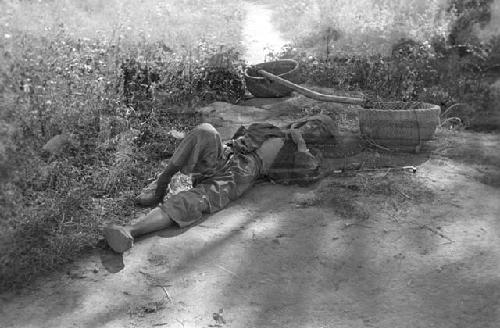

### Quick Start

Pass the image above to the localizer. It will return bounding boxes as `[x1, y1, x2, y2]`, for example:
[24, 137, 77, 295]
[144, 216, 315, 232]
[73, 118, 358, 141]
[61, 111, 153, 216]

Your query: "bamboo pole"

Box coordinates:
[257, 69, 365, 105]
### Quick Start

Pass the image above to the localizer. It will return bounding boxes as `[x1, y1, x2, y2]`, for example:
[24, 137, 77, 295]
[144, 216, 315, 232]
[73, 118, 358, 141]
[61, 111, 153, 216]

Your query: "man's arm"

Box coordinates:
[153, 163, 181, 203]
[289, 129, 309, 153]
[136, 163, 181, 207]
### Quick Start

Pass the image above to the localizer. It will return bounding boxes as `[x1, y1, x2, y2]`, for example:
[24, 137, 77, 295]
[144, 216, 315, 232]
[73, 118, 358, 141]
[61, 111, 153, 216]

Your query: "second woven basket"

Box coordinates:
[359, 101, 441, 151]
[245, 59, 301, 98]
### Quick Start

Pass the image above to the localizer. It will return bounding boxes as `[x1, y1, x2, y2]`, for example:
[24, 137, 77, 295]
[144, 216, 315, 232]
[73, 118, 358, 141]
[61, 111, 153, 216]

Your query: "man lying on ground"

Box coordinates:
[103, 115, 337, 253]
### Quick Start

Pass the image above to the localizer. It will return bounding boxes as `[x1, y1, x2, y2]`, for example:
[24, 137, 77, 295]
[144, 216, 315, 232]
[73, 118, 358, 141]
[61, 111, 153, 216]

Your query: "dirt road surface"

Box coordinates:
[1, 97, 499, 328]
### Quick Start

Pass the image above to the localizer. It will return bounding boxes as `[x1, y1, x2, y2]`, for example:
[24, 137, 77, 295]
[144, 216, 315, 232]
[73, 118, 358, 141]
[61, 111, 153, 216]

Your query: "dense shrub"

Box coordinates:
[277, 38, 497, 129]
[270, 0, 454, 56]
[121, 47, 245, 109]
[269, 0, 500, 130]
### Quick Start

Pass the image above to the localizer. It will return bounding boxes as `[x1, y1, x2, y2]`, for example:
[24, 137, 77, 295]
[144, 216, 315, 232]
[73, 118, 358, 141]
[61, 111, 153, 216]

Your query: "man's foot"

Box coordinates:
[103, 225, 134, 253]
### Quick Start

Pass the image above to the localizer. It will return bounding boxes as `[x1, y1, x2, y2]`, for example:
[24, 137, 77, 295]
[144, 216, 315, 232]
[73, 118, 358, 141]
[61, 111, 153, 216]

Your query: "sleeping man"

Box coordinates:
[103, 115, 337, 253]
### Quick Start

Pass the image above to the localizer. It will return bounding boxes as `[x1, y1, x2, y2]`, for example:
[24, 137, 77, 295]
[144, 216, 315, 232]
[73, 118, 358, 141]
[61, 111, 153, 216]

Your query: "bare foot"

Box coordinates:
[103, 225, 134, 253]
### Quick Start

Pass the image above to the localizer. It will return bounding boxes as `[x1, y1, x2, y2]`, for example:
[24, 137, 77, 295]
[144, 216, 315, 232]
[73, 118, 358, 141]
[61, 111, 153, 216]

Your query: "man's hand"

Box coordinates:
[135, 189, 163, 207]
[294, 150, 319, 170]
[289, 129, 308, 153]
[135, 168, 176, 207]
[152, 170, 172, 204]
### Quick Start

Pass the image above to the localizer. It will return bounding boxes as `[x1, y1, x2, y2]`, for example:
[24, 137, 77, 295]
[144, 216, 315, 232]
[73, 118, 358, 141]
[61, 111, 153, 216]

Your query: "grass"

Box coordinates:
[0, 0, 243, 292]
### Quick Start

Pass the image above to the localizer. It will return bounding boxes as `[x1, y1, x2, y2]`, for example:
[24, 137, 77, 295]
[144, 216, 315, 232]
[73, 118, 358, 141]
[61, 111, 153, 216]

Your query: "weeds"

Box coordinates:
[0, 0, 243, 292]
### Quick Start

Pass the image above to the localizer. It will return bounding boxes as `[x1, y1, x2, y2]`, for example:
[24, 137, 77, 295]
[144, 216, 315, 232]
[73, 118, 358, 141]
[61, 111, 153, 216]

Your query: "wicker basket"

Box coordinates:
[359, 102, 441, 151]
[245, 59, 301, 98]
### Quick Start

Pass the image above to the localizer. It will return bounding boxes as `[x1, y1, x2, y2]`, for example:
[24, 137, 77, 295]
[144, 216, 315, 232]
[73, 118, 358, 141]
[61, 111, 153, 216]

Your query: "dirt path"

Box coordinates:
[241, 1, 289, 64]
[1, 98, 500, 328]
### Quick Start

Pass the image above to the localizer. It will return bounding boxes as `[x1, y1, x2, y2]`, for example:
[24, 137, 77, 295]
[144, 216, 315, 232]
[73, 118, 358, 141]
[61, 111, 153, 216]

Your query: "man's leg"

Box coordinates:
[103, 152, 264, 253]
[104, 184, 212, 253]
[135, 123, 224, 207]
[103, 207, 173, 253]
[105, 123, 225, 252]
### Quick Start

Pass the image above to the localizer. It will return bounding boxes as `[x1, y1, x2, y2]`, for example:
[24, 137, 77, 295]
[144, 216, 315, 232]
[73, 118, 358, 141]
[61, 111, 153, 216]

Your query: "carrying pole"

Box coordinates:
[256, 69, 365, 105]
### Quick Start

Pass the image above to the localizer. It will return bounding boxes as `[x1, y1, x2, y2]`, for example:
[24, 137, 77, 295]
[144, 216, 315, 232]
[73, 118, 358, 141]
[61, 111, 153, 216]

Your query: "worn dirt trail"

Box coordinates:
[241, 0, 289, 64]
[1, 95, 500, 327]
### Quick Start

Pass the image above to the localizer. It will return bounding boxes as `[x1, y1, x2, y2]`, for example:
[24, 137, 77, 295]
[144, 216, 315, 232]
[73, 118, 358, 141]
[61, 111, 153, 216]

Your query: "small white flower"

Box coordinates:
[4, 34, 11, 39]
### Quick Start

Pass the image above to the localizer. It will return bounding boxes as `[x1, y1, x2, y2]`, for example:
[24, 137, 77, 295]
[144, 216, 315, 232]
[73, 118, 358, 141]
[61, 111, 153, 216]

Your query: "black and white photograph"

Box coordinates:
[1, 0, 499, 327]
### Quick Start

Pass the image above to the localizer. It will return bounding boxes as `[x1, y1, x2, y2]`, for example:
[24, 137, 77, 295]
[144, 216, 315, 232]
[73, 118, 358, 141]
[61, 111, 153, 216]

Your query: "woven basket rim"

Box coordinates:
[361, 101, 440, 112]
[245, 59, 299, 81]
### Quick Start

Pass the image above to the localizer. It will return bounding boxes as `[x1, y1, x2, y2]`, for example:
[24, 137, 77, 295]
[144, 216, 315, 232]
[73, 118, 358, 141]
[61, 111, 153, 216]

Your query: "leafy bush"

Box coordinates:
[280, 38, 497, 128]
[121, 46, 246, 109]
[268, 0, 500, 130]
[270, 0, 454, 56]
[266, 0, 500, 130]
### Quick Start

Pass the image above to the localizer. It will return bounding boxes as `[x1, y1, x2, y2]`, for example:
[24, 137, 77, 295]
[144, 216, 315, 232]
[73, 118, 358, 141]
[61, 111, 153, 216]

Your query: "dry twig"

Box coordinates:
[215, 264, 238, 277]
[414, 224, 454, 243]
[342, 222, 373, 230]
[159, 286, 172, 302]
